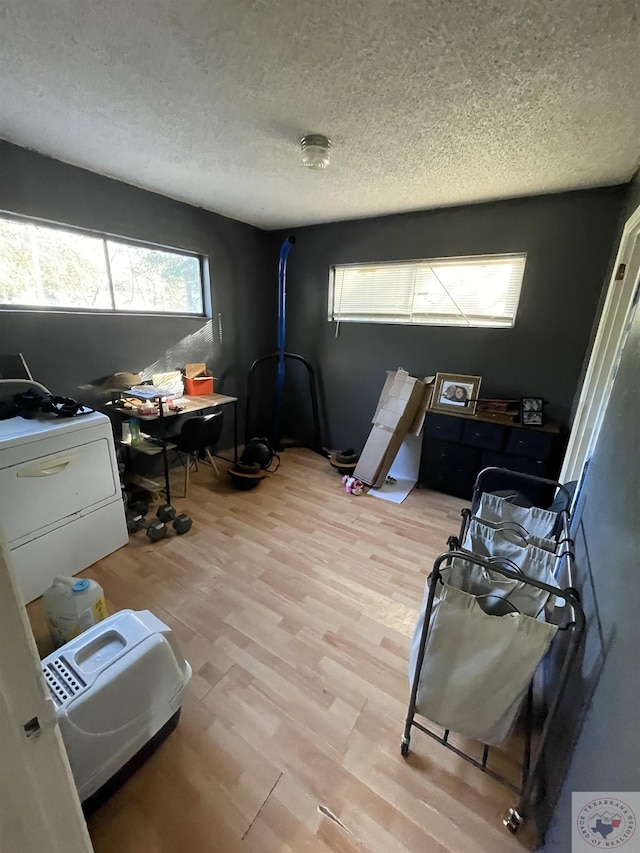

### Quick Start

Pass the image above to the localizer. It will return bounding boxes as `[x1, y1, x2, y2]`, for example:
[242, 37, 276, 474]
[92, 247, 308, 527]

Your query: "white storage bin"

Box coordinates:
[41, 609, 191, 805]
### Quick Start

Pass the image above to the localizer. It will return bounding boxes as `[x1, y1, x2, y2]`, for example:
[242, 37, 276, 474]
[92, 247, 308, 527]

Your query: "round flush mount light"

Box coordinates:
[300, 134, 331, 170]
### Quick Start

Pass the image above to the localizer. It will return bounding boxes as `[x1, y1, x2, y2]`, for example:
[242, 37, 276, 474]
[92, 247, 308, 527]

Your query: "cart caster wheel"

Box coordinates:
[446, 535, 459, 550]
[565, 586, 581, 603]
[503, 808, 523, 834]
[400, 740, 410, 758]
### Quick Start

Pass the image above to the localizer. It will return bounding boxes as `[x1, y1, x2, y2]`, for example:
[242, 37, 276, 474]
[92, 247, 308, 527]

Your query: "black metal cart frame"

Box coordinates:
[402, 468, 586, 835]
[454, 467, 578, 619]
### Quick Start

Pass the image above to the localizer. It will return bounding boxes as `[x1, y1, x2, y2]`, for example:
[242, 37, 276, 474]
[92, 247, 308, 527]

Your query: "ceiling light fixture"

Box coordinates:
[300, 134, 331, 170]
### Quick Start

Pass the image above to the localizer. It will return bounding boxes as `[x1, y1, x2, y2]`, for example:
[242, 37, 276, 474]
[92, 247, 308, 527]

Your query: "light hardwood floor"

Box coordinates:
[28, 450, 535, 853]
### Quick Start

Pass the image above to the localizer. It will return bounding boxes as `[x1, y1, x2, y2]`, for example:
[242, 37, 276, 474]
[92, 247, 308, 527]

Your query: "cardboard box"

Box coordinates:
[355, 369, 433, 488]
[184, 363, 214, 396]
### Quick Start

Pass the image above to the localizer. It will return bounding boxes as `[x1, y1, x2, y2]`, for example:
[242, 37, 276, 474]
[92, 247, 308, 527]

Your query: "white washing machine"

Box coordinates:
[0, 411, 128, 603]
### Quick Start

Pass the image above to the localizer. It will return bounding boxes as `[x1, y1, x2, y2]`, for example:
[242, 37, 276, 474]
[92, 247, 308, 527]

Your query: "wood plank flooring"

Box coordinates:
[28, 450, 536, 852]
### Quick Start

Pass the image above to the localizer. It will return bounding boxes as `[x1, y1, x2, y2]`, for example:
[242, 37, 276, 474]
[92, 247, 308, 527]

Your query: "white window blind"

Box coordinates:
[330, 254, 526, 328]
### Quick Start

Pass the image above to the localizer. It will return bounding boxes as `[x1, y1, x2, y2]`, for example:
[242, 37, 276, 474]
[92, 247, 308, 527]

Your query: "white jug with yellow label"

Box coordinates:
[42, 576, 108, 648]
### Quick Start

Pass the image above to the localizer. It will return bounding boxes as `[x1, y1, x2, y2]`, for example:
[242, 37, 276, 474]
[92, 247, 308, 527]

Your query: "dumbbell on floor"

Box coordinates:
[172, 513, 192, 534]
[156, 504, 176, 522]
[156, 504, 193, 535]
[127, 513, 168, 542]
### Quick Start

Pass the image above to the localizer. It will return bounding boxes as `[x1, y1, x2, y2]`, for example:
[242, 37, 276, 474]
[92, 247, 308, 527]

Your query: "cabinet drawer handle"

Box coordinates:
[17, 454, 80, 478]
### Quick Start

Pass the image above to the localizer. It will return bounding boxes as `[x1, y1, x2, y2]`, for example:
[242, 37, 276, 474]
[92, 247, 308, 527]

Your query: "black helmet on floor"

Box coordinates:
[241, 437, 280, 472]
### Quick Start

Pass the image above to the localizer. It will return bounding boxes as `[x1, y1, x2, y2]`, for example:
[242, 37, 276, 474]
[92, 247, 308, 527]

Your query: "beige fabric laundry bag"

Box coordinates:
[409, 581, 557, 746]
[476, 492, 558, 549]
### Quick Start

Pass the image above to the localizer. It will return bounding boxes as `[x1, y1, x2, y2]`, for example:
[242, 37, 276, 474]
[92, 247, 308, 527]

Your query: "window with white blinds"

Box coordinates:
[329, 254, 526, 328]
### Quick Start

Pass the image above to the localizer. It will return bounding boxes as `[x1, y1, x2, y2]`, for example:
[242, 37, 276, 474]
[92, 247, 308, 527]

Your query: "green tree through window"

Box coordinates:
[0, 217, 204, 315]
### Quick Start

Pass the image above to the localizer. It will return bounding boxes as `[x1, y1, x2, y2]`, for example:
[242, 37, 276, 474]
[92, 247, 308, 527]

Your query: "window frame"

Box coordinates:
[0, 211, 209, 318]
[328, 252, 526, 329]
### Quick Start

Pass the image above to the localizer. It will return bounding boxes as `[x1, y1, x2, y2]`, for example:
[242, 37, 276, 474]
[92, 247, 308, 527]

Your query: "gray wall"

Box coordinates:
[541, 174, 640, 850]
[623, 169, 640, 220]
[271, 188, 624, 450]
[0, 140, 274, 437]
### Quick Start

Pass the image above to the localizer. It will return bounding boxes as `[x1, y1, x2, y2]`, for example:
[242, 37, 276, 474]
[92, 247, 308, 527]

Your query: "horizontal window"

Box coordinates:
[0, 215, 205, 315]
[329, 254, 526, 328]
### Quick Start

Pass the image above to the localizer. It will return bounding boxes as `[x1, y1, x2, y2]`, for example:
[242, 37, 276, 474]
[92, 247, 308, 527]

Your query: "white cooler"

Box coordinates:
[41, 609, 191, 809]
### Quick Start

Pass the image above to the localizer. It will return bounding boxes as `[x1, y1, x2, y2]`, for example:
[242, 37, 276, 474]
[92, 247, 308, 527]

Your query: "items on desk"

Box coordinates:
[152, 371, 184, 398]
[128, 384, 173, 399]
[115, 389, 186, 417]
[184, 363, 215, 396]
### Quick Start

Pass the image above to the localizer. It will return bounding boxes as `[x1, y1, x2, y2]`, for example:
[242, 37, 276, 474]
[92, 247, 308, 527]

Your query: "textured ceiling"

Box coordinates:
[1, 0, 639, 229]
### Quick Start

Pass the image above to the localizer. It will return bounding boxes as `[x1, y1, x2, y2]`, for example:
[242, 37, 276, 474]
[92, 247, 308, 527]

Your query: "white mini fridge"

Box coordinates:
[41, 609, 192, 811]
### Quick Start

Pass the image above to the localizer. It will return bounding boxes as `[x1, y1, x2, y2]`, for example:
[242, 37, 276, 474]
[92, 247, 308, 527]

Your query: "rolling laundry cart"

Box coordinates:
[402, 468, 585, 836]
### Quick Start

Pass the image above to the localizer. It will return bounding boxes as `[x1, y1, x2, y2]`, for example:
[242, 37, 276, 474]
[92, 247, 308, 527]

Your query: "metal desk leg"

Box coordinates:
[158, 398, 172, 506]
[233, 400, 238, 465]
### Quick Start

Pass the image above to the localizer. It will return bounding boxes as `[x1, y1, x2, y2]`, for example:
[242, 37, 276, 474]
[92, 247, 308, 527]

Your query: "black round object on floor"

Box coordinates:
[235, 460, 262, 475]
[329, 458, 357, 475]
[241, 437, 278, 470]
[329, 448, 359, 475]
[229, 469, 263, 490]
[336, 448, 359, 465]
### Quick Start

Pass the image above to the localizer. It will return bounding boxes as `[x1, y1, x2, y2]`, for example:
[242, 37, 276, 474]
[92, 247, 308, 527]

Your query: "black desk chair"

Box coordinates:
[169, 411, 224, 496]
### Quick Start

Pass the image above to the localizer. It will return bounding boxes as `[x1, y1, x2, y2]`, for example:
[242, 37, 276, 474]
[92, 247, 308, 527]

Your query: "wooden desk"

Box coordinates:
[106, 391, 239, 476]
[115, 393, 237, 421]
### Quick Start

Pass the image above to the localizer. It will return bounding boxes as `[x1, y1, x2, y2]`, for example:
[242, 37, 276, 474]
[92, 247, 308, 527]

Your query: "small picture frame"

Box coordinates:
[521, 397, 544, 427]
[430, 373, 482, 415]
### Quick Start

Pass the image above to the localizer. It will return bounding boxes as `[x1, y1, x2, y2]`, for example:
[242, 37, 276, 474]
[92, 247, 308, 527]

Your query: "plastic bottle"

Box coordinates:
[42, 576, 108, 648]
[129, 417, 142, 445]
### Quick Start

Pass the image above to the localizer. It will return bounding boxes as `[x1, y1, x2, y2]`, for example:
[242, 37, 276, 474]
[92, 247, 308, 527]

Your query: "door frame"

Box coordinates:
[0, 532, 93, 853]
[560, 203, 640, 491]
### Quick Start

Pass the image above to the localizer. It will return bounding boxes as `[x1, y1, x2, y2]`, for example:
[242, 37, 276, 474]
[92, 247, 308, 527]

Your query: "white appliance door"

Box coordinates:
[0, 438, 118, 543]
[0, 531, 93, 853]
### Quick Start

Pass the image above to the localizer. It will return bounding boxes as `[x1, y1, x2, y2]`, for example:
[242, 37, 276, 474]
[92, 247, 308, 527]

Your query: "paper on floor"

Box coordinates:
[368, 434, 421, 504]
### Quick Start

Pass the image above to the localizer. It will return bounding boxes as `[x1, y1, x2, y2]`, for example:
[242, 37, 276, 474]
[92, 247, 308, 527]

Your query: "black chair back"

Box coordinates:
[176, 412, 224, 454]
